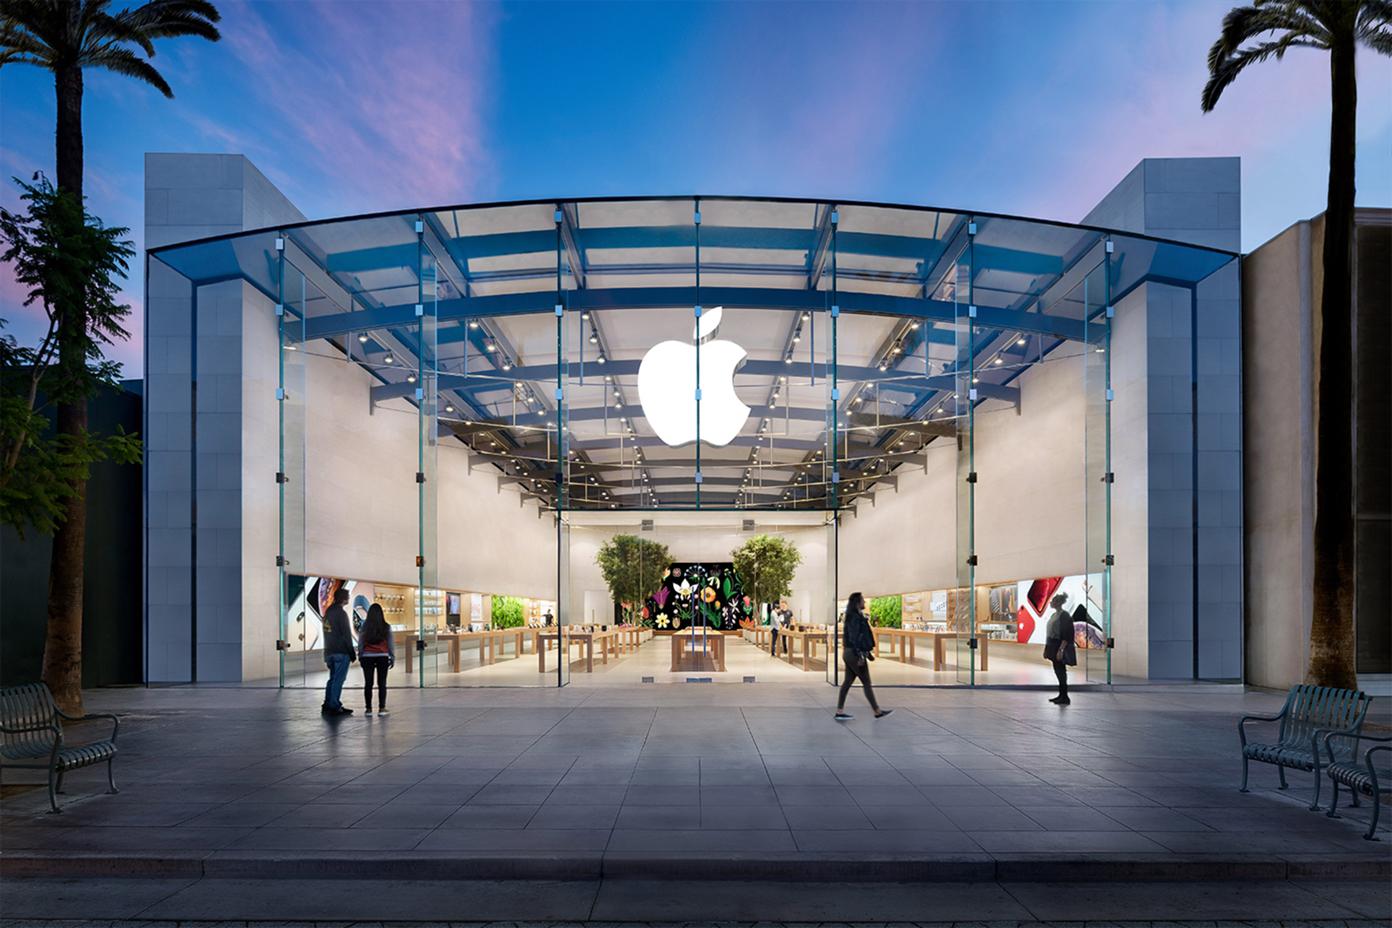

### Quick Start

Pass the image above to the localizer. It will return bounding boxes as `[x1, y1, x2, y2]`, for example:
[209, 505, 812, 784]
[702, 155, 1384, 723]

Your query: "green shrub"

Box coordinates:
[491, 595, 525, 628]
[868, 594, 902, 628]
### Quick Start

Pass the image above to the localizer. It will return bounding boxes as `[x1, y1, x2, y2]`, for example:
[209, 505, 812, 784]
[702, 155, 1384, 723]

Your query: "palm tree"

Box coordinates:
[1202, 1, 1390, 689]
[1, 0, 220, 711]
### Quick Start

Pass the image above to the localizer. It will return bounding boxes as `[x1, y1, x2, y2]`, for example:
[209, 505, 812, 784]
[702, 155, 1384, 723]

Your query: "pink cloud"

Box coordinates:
[214, 0, 499, 215]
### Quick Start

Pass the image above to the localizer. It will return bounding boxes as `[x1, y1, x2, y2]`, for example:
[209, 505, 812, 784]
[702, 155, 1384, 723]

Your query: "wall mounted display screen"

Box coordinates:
[1016, 575, 1105, 647]
[642, 563, 754, 631]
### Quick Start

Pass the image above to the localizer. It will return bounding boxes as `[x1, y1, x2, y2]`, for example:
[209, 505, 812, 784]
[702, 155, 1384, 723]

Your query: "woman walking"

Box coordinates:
[1043, 593, 1076, 705]
[835, 592, 892, 721]
[358, 603, 395, 716]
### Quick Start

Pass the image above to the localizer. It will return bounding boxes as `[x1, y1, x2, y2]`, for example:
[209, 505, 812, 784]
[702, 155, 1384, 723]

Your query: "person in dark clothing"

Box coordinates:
[835, 592, 892, 721]
[321, 587, 356, 716]
[1043, 593, 1077, 705]
[358, 602, 395, 716]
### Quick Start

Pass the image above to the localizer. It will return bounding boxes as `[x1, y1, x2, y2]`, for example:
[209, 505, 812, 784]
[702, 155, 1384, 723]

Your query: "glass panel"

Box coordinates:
[1083, 252, 1112, 683]
[278, 245, 308, 688]
[556, 207, 571, 687]
[954, 226, 976, 685]
[417, 221, 441, 688]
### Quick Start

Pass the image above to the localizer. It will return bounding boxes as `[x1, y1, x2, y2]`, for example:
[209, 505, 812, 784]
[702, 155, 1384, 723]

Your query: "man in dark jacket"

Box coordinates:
[322, 587, 356, 716]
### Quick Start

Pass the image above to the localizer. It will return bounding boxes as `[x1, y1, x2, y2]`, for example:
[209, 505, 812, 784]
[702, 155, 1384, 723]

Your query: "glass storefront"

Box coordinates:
[147, 197, 1238, 688]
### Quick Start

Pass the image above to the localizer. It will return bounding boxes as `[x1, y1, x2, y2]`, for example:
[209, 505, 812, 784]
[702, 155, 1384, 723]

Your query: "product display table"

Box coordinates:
[873, 628, 990, 672]
[777, 626, 831, 671]
[669, 630, 726, 672]
[743, 627, 772, 648]
[616, 626, 651, 653]
[536, 628, 622, 673]
[392, 628, 537, 675]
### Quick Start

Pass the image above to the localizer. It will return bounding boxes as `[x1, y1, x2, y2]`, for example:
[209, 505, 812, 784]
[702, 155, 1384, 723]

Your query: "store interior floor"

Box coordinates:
[276, 634, 1095, 689]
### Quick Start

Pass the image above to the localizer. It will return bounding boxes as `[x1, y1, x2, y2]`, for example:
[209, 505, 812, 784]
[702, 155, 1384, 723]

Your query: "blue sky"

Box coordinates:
[2, 0, 1390, 374]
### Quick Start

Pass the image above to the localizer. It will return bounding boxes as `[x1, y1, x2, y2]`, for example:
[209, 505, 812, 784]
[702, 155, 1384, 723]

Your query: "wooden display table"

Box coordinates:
[873, 628, 990, 671]
[743, 627, 772, 648]
[537, 628, 622, 673]
[616, 626, 651, 653]
[777, 626, 830, 671]
[670, 630, 726, 672]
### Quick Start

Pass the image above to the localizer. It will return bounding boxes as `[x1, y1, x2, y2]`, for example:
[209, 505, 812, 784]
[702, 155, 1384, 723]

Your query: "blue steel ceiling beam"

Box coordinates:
[368, 358, 1018, 404]
[300, 286, 1086, 343]
[322, 226, 1047, 278]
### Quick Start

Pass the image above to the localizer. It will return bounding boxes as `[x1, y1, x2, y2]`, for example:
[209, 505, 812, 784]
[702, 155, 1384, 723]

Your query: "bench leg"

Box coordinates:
[107, 757, 119, 794]
[1326, 778, 1341, 817]
[1350, 789, 1361, 808]
[1278, 765, 1288, 789]
[47, 766, 61, 814]
[1308, 763, 1322, 811]
[1239, 755, 1250, 793]
[1366, 790, 1381, 840]
[55, 770, 65, 794]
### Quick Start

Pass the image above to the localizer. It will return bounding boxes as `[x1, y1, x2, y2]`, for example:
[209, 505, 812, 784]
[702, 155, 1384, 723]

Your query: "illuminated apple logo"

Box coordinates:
[637, 306, 749, 447]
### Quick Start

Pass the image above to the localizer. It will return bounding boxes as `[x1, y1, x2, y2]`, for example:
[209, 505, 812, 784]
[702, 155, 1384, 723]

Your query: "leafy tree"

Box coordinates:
[595, 534, 672, 623]
[731, 534, 802, 619]
[489, 595, 525, 629]
[1203, 0, 1390, 688]
[0, 178, 140, 709]
[2, 0, 220, 711]
[868, 594, 903, 629]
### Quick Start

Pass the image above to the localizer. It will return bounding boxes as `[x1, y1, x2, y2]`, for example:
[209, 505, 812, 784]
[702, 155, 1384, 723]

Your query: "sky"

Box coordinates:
[2, 0, 1390, 376]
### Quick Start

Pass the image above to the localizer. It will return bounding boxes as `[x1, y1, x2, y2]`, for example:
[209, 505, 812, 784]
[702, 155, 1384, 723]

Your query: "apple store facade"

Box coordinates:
[144, 184, 1244, 690]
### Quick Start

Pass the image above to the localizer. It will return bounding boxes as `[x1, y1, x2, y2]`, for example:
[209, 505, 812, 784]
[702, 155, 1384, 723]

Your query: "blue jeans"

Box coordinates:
[324, 653, 350, 709]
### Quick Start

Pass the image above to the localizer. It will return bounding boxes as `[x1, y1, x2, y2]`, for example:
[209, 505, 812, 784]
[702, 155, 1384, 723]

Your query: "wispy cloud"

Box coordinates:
[214, 0, 499, 216]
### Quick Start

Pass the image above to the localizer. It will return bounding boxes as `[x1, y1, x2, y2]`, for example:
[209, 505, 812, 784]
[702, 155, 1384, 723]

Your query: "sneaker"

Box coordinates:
[1050, 697, 1071, 706]
[874, 709, 894, 719]
[834, 711, 854, 721]
[377, 708, 390, 716]
[335, 706, 354, 716]
[320, 705, 334, 716]
[364, 710, 373, 717]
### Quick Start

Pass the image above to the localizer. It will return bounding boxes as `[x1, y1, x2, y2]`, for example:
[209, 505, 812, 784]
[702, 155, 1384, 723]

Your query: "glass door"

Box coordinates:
[277, 245, 308, 687]
[953, 224, 977, 684]
[415, 219, 440, 687]
[1082, 252, 1113, 683]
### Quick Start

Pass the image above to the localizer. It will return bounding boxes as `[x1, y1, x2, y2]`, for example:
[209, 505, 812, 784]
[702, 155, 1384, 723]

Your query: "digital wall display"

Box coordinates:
[1016, 575, 1105, 647]
[641, 562, 754, 630]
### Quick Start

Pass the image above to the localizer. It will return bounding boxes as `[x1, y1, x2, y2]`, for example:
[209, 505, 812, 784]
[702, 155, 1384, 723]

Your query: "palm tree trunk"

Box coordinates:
[1307, 37, 1358, 690]
[41, 64, 88, 714]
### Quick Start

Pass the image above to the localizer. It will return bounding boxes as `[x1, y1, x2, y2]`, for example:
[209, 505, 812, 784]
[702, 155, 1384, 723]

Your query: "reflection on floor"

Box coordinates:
[279, 634, 1094, 688]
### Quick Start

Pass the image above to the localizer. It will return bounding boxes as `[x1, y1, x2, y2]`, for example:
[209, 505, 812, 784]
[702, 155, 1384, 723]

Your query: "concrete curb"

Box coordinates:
[2, 852, 1388, 883]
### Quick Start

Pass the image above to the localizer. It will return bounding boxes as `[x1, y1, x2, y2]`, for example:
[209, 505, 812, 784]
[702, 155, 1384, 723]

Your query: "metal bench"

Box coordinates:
[0, 682, 120, 813]
[1238, 683, 1372, 811]
[1323, 731, 1391, 840]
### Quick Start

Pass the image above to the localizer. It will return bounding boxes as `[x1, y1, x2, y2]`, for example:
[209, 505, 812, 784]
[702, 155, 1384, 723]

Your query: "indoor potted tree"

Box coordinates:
[731, 534, 802, 625]
[595, 534, 672, 628]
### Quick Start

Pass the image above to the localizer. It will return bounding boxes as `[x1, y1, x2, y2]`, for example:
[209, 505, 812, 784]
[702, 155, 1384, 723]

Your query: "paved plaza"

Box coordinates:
[1, 682, 1389, 923]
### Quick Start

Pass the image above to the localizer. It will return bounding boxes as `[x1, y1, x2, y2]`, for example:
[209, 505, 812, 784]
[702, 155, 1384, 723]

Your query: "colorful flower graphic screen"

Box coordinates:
[642, 562, 754, 631]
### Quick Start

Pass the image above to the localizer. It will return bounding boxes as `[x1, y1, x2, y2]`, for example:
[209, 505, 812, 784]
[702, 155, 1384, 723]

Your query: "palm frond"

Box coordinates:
[84, 44, 172, 96]
[1357, 0, 1392, 54]
[117, 0, 220, 43]
[1203, 34, 1323, 111]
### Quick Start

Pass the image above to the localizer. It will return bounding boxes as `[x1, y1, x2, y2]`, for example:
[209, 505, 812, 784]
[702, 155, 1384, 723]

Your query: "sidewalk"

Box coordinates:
[1, 682, 1388, 887]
